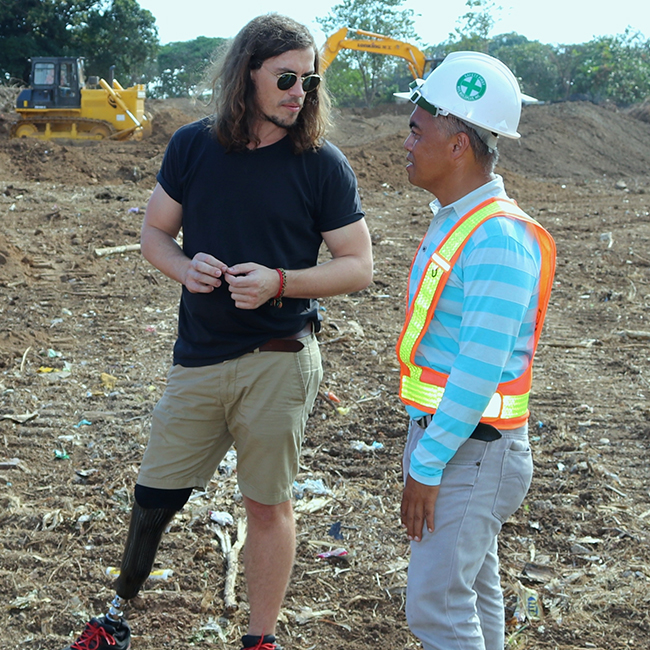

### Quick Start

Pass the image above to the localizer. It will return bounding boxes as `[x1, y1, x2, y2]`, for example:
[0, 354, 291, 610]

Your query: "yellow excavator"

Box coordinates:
[10, 57, 151, 140]
[320, 27, 439, 79]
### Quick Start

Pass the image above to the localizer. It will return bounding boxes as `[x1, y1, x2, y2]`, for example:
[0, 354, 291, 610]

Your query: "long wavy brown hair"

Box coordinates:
[210, 13, 331, 153]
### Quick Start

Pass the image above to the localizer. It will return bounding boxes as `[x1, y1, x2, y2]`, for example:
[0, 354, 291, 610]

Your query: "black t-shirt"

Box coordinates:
[157, 117, 364, 367]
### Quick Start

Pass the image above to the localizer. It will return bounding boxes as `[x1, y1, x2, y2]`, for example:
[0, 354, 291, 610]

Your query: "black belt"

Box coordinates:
[415, 415, 502, 442]
[258, 323, 313, 353]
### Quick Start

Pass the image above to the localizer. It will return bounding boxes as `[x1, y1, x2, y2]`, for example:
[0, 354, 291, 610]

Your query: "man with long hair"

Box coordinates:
[62, 14, 372, 650]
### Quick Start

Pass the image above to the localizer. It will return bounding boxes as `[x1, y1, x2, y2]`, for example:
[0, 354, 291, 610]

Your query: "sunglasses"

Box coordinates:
[264, 67, 322, 93]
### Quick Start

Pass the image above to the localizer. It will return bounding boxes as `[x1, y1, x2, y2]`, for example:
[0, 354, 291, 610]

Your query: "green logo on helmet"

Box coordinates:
[456, 72, 487, 101]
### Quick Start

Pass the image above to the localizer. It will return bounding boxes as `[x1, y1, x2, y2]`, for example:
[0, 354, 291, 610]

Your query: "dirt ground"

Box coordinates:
[1, 94, 650, 650]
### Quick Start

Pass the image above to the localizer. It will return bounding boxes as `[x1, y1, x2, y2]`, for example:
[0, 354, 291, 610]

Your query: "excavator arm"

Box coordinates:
[320, 27, 432, 79]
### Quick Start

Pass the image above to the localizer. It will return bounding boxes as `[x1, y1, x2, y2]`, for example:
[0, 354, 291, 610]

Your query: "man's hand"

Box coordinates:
[224, 263, 280, 309]
[401, 475, 439, 542]
[183, 253, 228, 293]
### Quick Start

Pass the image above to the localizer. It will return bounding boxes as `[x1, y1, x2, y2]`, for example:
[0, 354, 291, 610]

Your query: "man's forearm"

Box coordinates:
[141, 225, 190, 285]
[282, 253, 372, 299]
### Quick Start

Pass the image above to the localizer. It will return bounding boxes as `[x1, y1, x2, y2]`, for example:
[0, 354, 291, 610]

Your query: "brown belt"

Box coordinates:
[258, 323, 313, 353]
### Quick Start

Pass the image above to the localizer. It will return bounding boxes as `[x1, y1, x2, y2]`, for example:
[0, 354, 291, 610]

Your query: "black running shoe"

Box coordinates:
[62, 616, 131, 650]
[241, 634, 282, 650]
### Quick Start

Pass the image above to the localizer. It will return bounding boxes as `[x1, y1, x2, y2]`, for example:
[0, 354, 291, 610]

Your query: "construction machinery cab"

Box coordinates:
[17, 57, 85, 110]
[12, 56, 149, 141]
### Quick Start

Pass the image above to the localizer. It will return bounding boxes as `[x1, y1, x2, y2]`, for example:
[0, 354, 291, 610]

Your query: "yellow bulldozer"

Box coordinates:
[320, 28, 441, 79]
[10, 57, 151, 141]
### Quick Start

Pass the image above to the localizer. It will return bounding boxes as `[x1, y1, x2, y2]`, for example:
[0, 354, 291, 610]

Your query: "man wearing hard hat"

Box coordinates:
[395, 52, 556, 650]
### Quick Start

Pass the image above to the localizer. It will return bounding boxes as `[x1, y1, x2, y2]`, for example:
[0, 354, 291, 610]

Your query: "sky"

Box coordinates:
[138, 0, 649, 47]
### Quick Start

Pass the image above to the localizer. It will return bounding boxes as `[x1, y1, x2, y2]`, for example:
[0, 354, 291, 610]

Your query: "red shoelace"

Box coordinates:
[70, 621, 117, 649]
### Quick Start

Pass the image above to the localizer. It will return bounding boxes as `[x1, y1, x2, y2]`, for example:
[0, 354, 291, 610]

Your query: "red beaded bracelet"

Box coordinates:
[270, 268, 286, 307]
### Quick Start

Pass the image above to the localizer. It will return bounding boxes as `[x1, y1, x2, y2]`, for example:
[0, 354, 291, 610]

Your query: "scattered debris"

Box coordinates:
[328, 521, 344, 540]
[209, 510, 234, 526]
[317, 548, 348, 559]
[293, 478, 332, 498]
[106, 567, 174, 581]
[94, 243, 141, 257]
[0, 411, 38, 423]
[214, 518, 247, 611]
[350, 440, 384, 452]
[0, 457, 21, 470]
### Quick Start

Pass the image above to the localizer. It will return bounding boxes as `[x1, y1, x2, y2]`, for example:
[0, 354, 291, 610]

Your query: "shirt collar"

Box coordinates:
[429, 175, 507, 220]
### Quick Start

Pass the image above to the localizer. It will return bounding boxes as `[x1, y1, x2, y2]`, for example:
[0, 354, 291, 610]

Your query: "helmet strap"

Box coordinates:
[409, 88, 450, 118]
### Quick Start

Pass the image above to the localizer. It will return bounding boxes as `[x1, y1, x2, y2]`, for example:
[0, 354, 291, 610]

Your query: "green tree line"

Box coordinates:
[436, 0, 650, 105]
[0, 0, 224, 98]
[319, 0, 650, 107]
[1, 0, 158, 83]
[1, 0, 648, 107]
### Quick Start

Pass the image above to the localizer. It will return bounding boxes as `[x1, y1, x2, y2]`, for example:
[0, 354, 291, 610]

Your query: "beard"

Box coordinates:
[262, 103, 302, 130]
[264, 114, 291, 128]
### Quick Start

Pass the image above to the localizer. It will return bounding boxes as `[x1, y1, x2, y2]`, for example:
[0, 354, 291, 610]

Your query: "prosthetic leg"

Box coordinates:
[104, 503, 176, 620]
[62, 501, 180, 649]
[105, 485, 192, 622]
[61, 488, 191, 650]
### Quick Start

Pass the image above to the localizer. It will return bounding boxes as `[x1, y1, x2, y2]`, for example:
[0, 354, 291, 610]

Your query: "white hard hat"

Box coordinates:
[397, 51, 522, 146]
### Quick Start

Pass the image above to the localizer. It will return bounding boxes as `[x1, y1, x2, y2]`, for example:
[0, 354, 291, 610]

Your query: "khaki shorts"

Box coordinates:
[138, 333, 322, 505]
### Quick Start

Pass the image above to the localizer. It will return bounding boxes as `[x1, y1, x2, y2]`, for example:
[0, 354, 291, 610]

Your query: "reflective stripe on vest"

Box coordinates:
[396, 197, 556, 427]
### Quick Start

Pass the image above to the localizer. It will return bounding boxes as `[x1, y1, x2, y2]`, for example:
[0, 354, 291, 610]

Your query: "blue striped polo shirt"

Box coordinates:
[405, 176, 542, 485]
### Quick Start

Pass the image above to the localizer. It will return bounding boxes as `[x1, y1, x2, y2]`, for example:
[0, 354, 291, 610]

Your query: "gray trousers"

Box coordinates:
[403, 420, 533, 650]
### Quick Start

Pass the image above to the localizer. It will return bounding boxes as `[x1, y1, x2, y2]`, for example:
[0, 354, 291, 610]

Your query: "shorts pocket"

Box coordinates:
[293, 336, 323, 406]
[491, 439, 533, 524]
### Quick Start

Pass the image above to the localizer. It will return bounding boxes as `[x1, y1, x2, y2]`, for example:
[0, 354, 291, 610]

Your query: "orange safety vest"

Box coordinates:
[396, 197, 556, 429]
